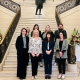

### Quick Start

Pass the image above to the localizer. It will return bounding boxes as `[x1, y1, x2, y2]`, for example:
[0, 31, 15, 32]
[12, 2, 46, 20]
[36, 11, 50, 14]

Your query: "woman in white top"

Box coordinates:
[28, 29, 42, 79]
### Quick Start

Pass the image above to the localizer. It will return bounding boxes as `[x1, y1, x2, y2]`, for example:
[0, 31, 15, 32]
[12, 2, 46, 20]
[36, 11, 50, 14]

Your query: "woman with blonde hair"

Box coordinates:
[28, 29, 42, 79]
[31, 24, 43, 67]
[42, 25, 54, 40]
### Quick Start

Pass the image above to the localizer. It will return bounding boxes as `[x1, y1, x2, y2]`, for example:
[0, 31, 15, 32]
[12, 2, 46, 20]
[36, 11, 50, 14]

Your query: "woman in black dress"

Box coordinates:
[15, 28, 29, 80]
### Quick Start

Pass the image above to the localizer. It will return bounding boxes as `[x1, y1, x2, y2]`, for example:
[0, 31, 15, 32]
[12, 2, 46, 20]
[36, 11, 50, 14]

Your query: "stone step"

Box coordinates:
[6, 54, 56, 60]
[20, 19, 55, 21]
[20, 18, 55, 20]
[19, 23, 56, 25]
[5, 57, 55, 65]
[17, 26, 57, 29]
[8, 48, 56, 54]
[19, 20, 56, 22]
[16, 29, 57, 33]
[10, 44, 56, 50]
[3, 65, 59, 71]
[0, 71, 79, 77]
[18, 24, 57, 27]
[7, 55, 17, 60]
[76, 62, 80, 72]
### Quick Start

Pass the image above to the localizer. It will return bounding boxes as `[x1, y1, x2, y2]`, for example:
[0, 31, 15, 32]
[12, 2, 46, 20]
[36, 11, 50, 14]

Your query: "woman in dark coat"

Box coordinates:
[42, 32, 55, 79]
[15, 28, 29, 80]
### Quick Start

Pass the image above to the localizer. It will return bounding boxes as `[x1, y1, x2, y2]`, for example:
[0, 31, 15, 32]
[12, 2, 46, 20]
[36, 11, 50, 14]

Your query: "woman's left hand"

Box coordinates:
[36, 53, 40, 57]
[47, 51, 51, 55]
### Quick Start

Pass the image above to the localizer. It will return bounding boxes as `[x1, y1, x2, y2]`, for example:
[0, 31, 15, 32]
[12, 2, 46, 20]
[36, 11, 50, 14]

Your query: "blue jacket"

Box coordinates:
[42, 41, 55, 55]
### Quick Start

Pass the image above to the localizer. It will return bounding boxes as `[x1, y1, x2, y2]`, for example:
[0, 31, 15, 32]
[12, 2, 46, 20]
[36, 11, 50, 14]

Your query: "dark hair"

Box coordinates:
[33, 24, 39, 30]
[44, 32, 54, 42]
[58, 23, 63, 26]
[20, 28, 27, 36]
[59, 31, 66, 39]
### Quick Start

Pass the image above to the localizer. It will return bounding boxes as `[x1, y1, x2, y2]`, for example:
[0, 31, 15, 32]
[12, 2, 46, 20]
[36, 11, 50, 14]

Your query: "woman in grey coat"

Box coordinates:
[55, 31, 68, 79]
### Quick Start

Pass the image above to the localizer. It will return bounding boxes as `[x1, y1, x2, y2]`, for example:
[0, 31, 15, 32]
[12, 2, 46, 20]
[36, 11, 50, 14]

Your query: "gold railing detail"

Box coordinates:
[0, 8, 21, 44]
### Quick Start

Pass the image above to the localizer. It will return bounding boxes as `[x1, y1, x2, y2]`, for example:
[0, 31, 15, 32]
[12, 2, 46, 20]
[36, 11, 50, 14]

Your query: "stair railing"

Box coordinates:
[0, 2, 21, 63]
[55, 0, 77, 26]
[55, 8, 63, 26]
[56, 0, 76, 14]
[0, 0, 20, 13]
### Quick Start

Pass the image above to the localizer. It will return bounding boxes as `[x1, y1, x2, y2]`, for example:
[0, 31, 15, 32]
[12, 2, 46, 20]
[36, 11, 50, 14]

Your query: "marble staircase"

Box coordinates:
[0, 0, 79, 79]
[0, 17, 79, 77]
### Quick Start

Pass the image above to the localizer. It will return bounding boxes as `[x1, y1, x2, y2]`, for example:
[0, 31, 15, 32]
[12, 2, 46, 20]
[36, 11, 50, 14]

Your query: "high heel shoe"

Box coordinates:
[45, 75, 48, 79]
[62, 75, 65, 79]
[57, 74, 62, 79]
[48, 75, 51, 79]
[31, 76, 34, 80]
[35, 76, 37, 79]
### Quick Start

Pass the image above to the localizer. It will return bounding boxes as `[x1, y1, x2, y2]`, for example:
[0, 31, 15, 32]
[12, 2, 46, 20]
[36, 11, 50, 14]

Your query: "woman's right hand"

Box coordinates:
[46, 50, 50, 55]
[59, 52, 63, 57]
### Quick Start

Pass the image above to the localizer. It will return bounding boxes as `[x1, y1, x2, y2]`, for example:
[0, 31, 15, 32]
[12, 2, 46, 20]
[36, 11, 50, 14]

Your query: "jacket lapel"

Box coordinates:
[21, 36, 24, 47]
[57, 39, 60, 50]
[61, 40, 65, 51]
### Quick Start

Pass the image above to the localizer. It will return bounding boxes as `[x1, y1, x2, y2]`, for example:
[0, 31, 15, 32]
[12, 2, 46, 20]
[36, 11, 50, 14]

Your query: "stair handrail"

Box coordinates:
[55, 8, 63, 26]
[56, 0, 76, 14]
[0, 0, 20, 13]
[0, 6, 21, 63]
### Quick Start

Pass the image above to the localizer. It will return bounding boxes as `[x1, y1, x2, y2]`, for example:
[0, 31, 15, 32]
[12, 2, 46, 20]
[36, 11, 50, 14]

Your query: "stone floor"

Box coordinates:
[0, 75, 80, 80]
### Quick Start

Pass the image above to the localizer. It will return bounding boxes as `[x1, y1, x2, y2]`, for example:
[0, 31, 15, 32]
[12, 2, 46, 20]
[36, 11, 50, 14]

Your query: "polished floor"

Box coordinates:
[0, 76, 80, 80]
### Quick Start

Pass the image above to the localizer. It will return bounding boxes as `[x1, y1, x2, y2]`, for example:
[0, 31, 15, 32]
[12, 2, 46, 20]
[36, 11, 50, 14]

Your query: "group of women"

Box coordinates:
[15, 24, 68, 80]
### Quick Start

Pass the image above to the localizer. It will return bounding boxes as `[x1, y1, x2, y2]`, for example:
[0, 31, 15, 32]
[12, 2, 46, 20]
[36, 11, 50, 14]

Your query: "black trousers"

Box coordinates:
[39, 54, 42, 62]
[44, 55, 53, 75]
[31, 54, 39, 76]
[36, 7, 41, 14]
[57, 58, 66, 74]
[17, 48, 28, 78]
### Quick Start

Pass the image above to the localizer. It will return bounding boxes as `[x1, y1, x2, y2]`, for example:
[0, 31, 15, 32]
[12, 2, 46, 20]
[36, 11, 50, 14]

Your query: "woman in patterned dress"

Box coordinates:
[28, 29, 42, 79]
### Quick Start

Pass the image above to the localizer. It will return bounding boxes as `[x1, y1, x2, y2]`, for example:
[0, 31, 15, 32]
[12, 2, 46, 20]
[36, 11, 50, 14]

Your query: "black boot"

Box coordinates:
[48, 75, 51, 79]
[39, 9, 42, 15]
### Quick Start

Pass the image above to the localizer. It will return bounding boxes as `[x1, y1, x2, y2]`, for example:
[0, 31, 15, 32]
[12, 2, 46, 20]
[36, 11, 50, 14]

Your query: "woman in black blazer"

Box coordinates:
[42, 32, 55, 79]
[15, 28, 29, 80]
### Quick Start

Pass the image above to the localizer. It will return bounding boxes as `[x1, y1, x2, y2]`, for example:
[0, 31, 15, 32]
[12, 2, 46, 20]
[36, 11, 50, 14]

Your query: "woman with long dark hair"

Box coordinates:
[42, 32, 55, 79]
[31, 24, 42, 38]
[55, 31, 68, 79]
[15, 28, 29, 80]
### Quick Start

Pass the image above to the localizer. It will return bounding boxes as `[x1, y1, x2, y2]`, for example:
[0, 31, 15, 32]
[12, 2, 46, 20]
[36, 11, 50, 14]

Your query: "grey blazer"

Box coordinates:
[55, 39, 68, 59]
